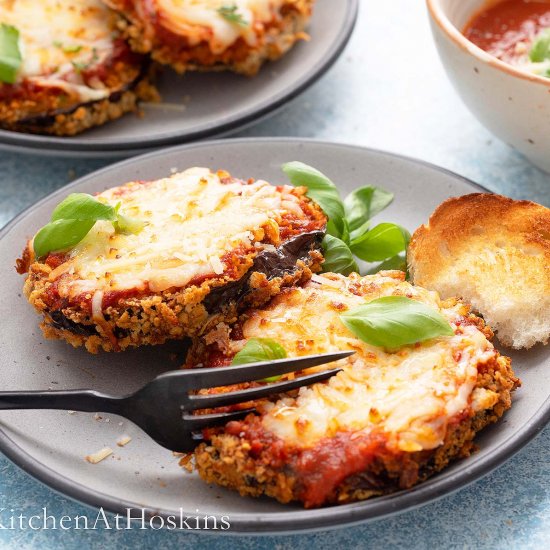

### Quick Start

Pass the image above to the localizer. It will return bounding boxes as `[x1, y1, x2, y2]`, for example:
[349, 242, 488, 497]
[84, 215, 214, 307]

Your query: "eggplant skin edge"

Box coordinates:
[26, 230, 325, 353]
[0, 66, 158, 137]
[104, 0, 315, 76]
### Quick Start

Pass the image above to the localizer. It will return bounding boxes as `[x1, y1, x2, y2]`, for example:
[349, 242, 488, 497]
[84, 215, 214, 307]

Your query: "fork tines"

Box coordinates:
[180, 350, 355, 391]
[186, 367, 343, 412]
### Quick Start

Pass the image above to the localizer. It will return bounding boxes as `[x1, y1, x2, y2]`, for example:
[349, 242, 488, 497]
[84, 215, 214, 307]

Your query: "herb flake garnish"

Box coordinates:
[282, 162, 409, 276]
[340, 296, 454, 350]
[0, 23, 22, 84]
[71, 48, 99, 73]
[218, 5, 248, 26]
[529, 28, 550, 77]
[33, 193, 145, 258]
[53, 41, 83, 54]
[530, 28, 550, 63]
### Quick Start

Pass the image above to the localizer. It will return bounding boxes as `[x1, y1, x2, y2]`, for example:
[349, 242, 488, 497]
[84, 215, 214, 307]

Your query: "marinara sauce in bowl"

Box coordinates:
[427, 0, 550, 172]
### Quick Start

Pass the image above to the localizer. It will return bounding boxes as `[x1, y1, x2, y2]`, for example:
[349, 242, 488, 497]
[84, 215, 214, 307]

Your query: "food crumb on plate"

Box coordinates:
[116, 435, 132, 447]
[85, 447, 113, 464]
[179, 454, 194, 473]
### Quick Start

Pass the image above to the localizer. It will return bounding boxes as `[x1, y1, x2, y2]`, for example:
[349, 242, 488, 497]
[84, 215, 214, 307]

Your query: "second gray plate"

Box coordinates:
[0, 139, 548, 533]
[0, 0, 357, 157]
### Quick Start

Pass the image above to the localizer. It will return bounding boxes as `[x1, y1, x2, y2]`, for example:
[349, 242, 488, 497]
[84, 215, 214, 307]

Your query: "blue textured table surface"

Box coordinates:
[0, 2, 549, 549]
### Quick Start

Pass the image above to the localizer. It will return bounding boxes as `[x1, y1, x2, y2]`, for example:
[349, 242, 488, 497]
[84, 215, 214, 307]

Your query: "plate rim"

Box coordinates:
[0, 0, 359, 154]
[1, 137, 548, 534]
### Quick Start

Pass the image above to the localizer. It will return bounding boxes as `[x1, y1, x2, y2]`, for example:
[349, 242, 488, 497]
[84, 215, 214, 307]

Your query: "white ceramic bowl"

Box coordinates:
[427, 0, 550, 173]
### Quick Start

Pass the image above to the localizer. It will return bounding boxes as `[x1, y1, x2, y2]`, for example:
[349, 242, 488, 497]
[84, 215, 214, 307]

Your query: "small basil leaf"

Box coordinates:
[231, 338, 287, 382]
[33, 219, 95, 258]
[340, 296, 454, 349]
[366, 254, 407, 275]
[344, 186, 394, 233]
[51, 193, 116, 222]
[231, 338, 287, 365]
[282, 161, 346, 238]
[321, 234, 359, 275]
[530, 28, 550, 63]
[350, 223, 410, 262]
[0, 24, 22, 84]
[114, 214, 146, 235]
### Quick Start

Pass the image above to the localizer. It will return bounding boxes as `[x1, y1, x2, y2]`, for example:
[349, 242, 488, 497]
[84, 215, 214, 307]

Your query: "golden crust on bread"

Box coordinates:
[408, 193, 550, 349]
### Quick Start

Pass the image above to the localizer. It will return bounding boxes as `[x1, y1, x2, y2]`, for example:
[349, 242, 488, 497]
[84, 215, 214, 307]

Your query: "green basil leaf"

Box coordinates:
[327, 217, 351, 244]
[282, 161, 346, 238]
[231, 338, 287, 382]
[344, 186, 394, 233]
[530, 28, 550, 62]
[51, 193, 116, 222]
[35, 191, 145, 258]
[321, 234, 359, 275]
[366, 254, 407, 275]
[340, 296, 454, 349]
[33, 219, 96, 258]
[349, 219, 370, 243]
[0, 24, 22, 84]
[340, 217, 350, 244]
[350, 223, 410, 262]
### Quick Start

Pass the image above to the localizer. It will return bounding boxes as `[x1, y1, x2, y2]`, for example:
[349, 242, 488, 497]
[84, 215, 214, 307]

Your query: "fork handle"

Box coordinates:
[0, 390, 124, 415]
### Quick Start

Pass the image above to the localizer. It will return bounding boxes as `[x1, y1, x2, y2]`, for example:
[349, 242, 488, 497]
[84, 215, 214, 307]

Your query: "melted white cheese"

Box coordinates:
[241, 272, 498, 453]
[0, 0, 117, 101]
[47, 167, 305, 298]
[156, 0, 286, 53]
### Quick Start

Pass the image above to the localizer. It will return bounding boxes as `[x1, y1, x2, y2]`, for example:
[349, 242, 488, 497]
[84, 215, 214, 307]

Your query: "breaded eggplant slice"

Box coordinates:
[17, 168, 325, 353]
[0, 0, 157, 136]
[104, 0, 315, 75]
[188, 271, 519, 508]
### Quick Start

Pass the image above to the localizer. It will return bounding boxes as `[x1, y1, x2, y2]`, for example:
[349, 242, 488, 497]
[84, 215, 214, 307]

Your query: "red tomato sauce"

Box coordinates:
[464, 0, 550, 64]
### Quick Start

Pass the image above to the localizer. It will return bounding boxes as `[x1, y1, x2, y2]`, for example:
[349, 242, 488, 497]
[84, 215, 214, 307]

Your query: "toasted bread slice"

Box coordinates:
[408, 194, 550, 349]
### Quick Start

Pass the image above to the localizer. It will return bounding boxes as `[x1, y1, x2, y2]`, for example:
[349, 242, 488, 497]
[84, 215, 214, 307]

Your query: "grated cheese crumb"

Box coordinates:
[85, 447, 113, 464]
[116, 435, 132, 447]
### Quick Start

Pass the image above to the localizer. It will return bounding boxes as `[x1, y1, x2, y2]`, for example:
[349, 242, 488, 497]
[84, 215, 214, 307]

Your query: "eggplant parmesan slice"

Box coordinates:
[17, 167, 325, 353]
[188, 271, 519, 508]
[0, 0, 157, 136]
[103, 0, 315, 75]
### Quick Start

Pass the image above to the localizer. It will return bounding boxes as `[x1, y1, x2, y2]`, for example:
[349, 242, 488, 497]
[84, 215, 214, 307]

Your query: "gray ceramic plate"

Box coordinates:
[0, 0, 357, 158]
[0, 139, 549, 534]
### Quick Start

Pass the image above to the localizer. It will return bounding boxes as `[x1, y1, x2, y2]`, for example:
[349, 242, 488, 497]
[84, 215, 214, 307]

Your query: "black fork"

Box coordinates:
[0, 351, 353, 452]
